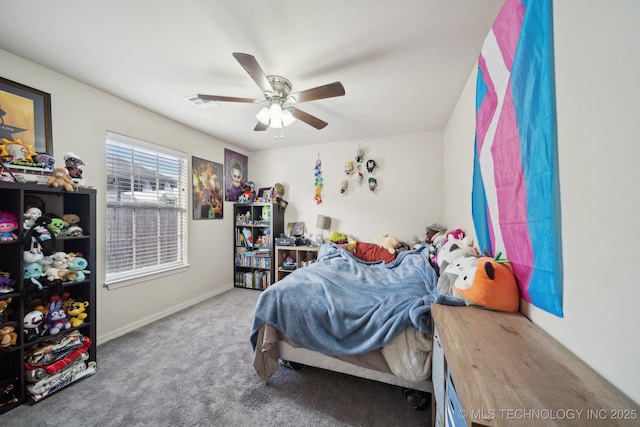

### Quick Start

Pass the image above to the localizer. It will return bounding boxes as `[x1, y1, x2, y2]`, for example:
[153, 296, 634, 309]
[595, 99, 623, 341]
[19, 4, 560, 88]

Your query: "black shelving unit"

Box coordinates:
[233, 202, 284, 290]
[0, 181, 96, 412]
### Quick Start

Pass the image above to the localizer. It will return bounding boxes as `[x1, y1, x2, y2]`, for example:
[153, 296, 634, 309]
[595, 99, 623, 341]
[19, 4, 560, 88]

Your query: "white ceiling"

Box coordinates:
[0, 0, 503, 152]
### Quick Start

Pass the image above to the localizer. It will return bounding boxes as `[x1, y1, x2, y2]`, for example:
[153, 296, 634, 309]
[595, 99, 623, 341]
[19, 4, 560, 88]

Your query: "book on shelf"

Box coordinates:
[241, 228, 253, 245]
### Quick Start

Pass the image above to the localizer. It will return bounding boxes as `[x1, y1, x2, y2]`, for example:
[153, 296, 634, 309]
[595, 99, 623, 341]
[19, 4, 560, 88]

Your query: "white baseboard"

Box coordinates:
[96, 284, 233, 345]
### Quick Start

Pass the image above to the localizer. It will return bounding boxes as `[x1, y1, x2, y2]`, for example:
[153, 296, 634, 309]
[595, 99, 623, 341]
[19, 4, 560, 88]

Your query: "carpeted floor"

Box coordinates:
[0, 287, 430, 426]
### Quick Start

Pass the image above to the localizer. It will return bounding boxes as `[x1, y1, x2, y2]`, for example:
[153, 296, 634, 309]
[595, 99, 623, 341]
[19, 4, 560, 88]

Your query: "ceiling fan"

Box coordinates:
[197, 53, 345, 132]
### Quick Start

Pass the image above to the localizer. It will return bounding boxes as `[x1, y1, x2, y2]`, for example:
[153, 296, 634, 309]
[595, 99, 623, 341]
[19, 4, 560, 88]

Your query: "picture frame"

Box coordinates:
[192, 156, 224, 220]
[257, 187, 272, 202]
[0, 77, 53, 154]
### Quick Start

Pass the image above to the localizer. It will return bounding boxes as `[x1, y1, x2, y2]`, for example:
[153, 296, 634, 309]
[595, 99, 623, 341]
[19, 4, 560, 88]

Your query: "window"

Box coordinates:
[105, 132, 188, 288]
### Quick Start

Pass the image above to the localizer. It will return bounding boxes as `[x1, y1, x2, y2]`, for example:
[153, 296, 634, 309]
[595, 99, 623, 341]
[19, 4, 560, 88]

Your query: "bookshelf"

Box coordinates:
[233, 203, 284, 289]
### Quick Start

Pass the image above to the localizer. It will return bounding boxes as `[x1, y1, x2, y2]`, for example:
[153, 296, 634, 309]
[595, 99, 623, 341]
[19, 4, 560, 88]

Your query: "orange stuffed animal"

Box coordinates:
[452, 256, 520, 312]
[47, 167, 77, 192]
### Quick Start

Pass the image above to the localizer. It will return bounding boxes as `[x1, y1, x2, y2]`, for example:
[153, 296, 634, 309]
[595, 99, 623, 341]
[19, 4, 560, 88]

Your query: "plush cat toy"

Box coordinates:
[452, 256, 520, 312]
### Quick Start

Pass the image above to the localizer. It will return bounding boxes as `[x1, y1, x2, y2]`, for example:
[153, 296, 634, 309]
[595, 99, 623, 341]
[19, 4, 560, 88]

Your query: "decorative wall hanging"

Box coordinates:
[0, 77, 53, 155]
[344, 161, 354, 176]
[366, 159, 377, 174]
[224, 149, 248, 202]
[313, 156, 323, 204]
[340, 179, 348, 195]
[192, 156, 223, 219]
[472, 0, 562, 317]
[340, 146, 381, 195]
[368, 177, 377, 192]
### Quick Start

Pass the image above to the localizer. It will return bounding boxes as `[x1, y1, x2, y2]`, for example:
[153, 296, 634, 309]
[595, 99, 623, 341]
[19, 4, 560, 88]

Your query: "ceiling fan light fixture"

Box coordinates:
[257, 102, 295, 129]
[198, 53, 345, 133]
[269, 103, 283, 121]
[270, 120, 283, 129]
[256, 107, 271, 125]
[282, 108, 295, 127]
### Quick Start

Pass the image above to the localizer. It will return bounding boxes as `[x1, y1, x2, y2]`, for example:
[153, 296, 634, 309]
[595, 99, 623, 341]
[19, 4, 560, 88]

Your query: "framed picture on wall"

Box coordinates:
[224, 148, 248, 202]
[192, 156, 224, 219]
[0, 77, 53, 155]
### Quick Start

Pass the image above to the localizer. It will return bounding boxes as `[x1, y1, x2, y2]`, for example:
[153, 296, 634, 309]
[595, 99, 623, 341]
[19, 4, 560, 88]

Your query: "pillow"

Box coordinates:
[354, 242, 397, 263]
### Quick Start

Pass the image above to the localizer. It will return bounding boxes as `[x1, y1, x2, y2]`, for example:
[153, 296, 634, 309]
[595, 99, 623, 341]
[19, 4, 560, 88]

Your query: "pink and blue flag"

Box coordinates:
[472, 0, 562, 316]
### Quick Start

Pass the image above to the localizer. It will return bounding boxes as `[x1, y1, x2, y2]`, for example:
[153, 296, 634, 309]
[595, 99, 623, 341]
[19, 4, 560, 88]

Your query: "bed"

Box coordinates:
[250, 242, 463, 393]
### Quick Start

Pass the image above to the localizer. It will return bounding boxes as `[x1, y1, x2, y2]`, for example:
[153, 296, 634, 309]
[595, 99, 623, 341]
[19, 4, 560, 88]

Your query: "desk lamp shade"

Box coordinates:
[316, 215, 331, 242]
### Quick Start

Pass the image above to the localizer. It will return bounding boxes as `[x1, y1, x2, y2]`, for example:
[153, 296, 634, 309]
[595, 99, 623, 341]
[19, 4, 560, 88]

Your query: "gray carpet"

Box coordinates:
[0, 288, 430, 426]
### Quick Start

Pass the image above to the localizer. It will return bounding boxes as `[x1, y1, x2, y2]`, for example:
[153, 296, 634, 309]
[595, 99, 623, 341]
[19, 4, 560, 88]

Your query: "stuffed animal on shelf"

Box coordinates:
[61, 213, 80, 228]
[43, 296, 71, 335]
[237, 183, 255, 203]
[452, 255, 520, 313]
[0, 211, 19, 241]
[47, 167, 76, 192]
[23, 207, 43, 230]
[24, 262, 46, 290]
[63, 152, 86, 179]
[0, 297, 12, 322]
[0, 273, 15, 294]
[48, 252, 70, 271]
[375, 234, 400, 255]
[47, 217, 65, 237]
[24, 244, 44, 264]
[66, 300, 89, 328]
[0, 323, 18, 347]
[23, 309, 46, 342]
[67, 256, 90, 282]
[60, 214, 84, 236]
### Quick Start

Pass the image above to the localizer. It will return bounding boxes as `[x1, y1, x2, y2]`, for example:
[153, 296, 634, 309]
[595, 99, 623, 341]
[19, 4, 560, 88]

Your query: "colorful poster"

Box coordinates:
[192, 156, 223, 219]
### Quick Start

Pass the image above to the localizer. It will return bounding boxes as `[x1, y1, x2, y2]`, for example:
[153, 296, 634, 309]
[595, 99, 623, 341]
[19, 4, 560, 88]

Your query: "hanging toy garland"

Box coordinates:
[314, 157, 323, 204]
[340, 145, 381, 195]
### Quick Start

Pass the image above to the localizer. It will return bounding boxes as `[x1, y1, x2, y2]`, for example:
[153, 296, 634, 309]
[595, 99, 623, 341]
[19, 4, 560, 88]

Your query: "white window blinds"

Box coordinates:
[105, 132, 188, 287]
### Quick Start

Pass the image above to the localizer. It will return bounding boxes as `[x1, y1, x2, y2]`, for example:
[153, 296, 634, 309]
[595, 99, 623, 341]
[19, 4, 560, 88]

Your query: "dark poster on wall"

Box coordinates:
[224, 149, 248, 202]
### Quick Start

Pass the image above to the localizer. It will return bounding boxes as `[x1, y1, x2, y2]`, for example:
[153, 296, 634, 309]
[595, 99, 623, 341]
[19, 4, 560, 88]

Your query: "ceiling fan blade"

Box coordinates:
[232, 52, 273, 94]
[290, 107, 328, 129]
[197, 94, 256, 103]
[254, 121, 268, 131]
[288, 82, 345, 103]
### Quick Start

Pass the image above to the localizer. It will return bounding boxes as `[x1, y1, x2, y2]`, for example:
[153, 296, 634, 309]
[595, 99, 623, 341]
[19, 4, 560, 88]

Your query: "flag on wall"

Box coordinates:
[472, 0, 563, 316]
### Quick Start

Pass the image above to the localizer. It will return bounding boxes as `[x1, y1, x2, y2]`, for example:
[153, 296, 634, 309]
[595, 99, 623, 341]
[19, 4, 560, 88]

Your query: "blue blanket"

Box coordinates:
[250, 243, 461, 356]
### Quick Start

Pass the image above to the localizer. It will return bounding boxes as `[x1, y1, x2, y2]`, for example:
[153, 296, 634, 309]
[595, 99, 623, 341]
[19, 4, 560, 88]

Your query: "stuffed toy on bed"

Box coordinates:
[375, 234, 400, 255]
[452, 256, 520, 312]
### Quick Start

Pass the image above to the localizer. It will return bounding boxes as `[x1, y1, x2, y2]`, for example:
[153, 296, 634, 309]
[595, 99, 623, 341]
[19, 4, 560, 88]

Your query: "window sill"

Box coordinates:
[104, 264, 190, 290]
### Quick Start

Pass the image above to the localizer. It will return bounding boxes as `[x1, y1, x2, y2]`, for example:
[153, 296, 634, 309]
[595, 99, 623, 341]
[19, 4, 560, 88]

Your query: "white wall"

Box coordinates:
[250, 132, 444, 244]
[443, 1, 640, 405]
[0, 49, 240, 342]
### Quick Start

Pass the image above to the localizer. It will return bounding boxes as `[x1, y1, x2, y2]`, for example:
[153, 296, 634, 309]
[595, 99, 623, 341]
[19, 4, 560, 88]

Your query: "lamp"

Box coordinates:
[256, 102, 295, 129]
[315, 215, 331, 243]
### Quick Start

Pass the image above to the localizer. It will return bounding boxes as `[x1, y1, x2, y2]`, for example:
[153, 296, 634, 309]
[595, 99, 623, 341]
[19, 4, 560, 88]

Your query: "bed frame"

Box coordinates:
[277, 340, 433, 393]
